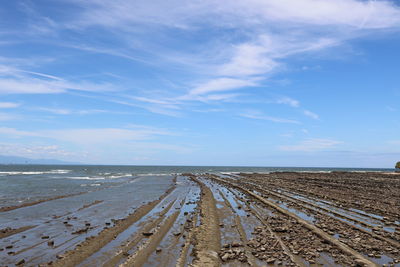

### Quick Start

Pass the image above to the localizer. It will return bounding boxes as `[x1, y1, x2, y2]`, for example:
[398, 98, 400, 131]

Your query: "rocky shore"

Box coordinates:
[1, 171, 399, 266]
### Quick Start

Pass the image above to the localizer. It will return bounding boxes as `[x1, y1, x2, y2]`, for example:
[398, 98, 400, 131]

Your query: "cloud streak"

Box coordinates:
[240, 111, 300, 124]
[0, 102, 20, 108]
[279, 138, 343, 152]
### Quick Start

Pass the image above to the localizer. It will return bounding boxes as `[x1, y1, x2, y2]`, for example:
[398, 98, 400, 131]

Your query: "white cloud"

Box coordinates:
[0, 102, 20, 108]
[218, 41, 279, 77]
[0, 127, 39, 137]
[240, 111, 300, 124]
[189, 78, 257, 96]
[68, 0, 400, 30]
[53, 0, 400, 105]
[303, 110, 320, 120]
[0, 143, 75, 159]
[0, 77, 119, 95]
[0, 126, 173, 145]
[279, 138, 342, 152]
[34, 107, 107, 115]
[4, 0, 400, 115]
[0, 64, 120, 95]
[0, 78, 65, 94]
[46, 128, 169, 144]
[277, 97, 300, 107]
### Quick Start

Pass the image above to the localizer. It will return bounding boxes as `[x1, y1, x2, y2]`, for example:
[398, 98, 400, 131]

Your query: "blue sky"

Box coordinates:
[0, 0, 400, 167]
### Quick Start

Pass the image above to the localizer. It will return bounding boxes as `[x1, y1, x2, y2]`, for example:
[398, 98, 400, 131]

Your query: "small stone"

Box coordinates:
[142, 232, 153, 237]
[221, 253, 230, 261]
[232, 242, 242, 247]
[16, 259, 25, 265]
[354, 259, 366, 266]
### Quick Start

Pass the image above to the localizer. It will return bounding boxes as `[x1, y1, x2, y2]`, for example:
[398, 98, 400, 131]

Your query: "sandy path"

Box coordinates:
[190, 177, 221, 267]
[0, 192, 87, 212]
[120, 211, 180, 266]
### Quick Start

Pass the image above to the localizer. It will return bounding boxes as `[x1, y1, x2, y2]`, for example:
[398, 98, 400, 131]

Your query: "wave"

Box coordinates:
[0, 169, 72, 175]
[133, 173, 175, 176]
[99, 175, 132, 179]
[67, 176, 105, 180]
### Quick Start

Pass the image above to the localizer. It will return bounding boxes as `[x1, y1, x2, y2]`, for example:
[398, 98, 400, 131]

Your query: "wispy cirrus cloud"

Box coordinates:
[303, 110, 320, 120]
[0, 125, 174, 145]
[240, 110, 300, 124]
[18, 0, 397, 106]
[276, 96, 300, 108]
[274, 96, 320, 120]
[188, 78, 257, 96]
[279, 138, 343, 152]
[0, 102, 20, 108]
[3, 0, 400, 117]
[66, 0, 400, 30]
[0, 66, 120, 95]
[33, 107, 108, 115]
[0, 143, 75, 159]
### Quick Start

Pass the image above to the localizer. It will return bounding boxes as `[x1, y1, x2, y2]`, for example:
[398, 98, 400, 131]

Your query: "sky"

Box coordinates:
[0, 0, 400, 167]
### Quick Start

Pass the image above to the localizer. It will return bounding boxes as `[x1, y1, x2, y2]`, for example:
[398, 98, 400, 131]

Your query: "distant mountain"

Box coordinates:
[0, 155, 80, 165]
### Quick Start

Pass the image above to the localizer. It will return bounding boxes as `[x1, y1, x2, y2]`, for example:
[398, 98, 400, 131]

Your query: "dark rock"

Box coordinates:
[16, 259, 25, 265]
[142, 232, 153, 237]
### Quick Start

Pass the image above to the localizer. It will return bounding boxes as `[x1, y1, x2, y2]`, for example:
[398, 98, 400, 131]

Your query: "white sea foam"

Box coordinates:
[0, 169, 72, 175]
[134, 173, 172, 176]
[67, 176, 105, 180]
[105, 175, 129, 179]
[98, 173, 132, 179]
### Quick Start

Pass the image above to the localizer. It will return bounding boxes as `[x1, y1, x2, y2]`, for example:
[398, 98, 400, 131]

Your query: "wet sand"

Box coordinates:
[1, 172, 399, 266]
